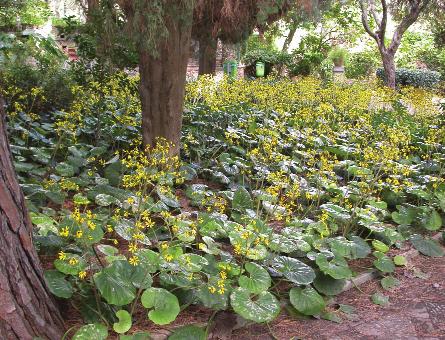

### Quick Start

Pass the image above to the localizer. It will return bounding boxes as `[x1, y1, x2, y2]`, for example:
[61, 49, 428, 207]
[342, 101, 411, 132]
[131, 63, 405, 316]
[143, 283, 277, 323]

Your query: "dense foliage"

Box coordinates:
[376, 68, 442, 89]
[4, 72, 444, 337]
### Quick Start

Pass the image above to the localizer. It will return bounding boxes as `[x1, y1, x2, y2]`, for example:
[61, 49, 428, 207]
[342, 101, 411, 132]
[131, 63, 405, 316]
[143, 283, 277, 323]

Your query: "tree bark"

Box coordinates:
[198, 37, 217, 75]
[282, 23, 297, 52]
[138, 16, 192, 156]
[0, 99, 64, 340]
[381, 52, 396, 89]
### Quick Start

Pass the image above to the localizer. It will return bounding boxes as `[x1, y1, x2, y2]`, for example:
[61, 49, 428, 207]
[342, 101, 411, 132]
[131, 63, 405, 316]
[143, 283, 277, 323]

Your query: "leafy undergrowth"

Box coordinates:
[6, 74, 445, 339]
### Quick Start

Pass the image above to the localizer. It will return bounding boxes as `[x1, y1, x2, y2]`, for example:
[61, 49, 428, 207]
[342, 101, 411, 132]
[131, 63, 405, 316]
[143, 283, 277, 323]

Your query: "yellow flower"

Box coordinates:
[58, 251, 67, 260]
[78, 271, 87, 279]
[69, 258, 78, 266]
[208, 286, 216, 294]
[128, 243, 138, 253]
[59, 227, 69, 237]
[76, 230, 83, 238]
[128, 256, 139, 266]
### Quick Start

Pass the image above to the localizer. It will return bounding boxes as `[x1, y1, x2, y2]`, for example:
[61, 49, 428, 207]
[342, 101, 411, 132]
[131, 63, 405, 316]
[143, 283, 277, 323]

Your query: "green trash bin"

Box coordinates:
[256, 61, 265, 77]
[223, 60, 238, 79]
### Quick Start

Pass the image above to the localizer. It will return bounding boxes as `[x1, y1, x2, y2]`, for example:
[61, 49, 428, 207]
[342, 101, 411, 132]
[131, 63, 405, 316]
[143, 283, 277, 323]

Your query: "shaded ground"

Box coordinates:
[233, 254, 445, 340]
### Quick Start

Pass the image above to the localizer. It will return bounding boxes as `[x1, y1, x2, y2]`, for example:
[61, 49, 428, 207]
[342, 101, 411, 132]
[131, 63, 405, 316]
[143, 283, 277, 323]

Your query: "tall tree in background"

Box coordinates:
[359, 0, 431, 88]
[193, 0, 292, 75]
[0, 98, 65, 340]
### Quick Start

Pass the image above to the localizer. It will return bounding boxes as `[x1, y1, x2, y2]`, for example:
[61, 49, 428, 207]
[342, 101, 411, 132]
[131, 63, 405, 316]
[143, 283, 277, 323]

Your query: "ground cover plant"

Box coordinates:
[4, 74, 445, 338]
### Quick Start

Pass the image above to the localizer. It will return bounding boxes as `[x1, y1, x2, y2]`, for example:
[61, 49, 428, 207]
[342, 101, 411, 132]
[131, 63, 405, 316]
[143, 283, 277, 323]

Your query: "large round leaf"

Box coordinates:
[410, 235, 444, 257]
[315, 254, 352, 279]
[141, 288, 180, 325]
[373, 255, 395, 273]
[230, 287, 280, 323]
[422, 209, 442, 231]
[289, 286, 326, 315]
[113, 310, 132, 334]
[168, 325, 206, 340]
[271, 256, 315, 284]
[239, 262, 271, 294]
[44, 270, 73, 298]
[93, 261, 136, 306]
[232, 187, 253, 211]
[313, 273, 346, 296]
[54, 254, 86, 275]
[72, 323, 108, 340]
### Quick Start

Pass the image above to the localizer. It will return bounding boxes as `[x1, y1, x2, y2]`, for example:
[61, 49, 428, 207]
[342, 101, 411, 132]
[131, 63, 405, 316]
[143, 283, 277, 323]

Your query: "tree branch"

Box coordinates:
[359, 0, 380, 44]
[388, 0, 431, 54]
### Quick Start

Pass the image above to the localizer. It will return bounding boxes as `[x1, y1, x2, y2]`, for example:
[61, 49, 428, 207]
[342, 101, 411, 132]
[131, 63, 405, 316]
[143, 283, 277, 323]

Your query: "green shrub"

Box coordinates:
[376, 68, 441, 88]
[345, 50, 379, 79]
[242, 48, 290, 77]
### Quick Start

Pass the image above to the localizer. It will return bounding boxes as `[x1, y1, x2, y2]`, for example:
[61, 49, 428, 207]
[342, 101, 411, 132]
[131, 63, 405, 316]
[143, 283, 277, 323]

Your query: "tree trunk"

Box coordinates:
[282, 24, 297, 52]
[198, 37, 217, 75]
[138, 16, 192, 156]
[381, 52, 396, 89]
[0, 99, 64, 340]
[86, 0, 99, 23]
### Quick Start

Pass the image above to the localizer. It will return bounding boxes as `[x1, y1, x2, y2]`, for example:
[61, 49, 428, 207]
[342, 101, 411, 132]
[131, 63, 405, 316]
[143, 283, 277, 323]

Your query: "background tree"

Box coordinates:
[358, 0, 431, 88]
[0, 97, 65, 340]
[192, 0, 291, 75]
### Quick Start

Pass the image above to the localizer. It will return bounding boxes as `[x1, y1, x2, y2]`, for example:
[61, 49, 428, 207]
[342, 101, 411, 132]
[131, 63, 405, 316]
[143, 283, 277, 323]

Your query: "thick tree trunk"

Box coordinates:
[381, 52, 396, 89]
[138, 17, 192, 156]
[198, 37, 217, 75]
[86, 0, 99, 23]
[0, 99, 64, 340]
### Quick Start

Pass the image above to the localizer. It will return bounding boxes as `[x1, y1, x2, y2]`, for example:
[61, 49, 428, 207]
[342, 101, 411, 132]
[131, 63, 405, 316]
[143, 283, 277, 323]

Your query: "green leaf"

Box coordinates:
[313, 273, 346, 296]
[141, 288, 180, 325]
[289, 286, 326, 316]
[95, 193, 120, 207]
[232, 186, 253, 211]
[44, 270, 73, 298]
[97, 244, 118, 256]
[73, 193, 90, 205]
[157, 190, 180, 208]
[72, 324, 108, 340]
[410, 235, 444, 257]
[381, 276, 400, 290]
[373, 255, 395, 273]
[55, 162, 75, 177]
[320, 203, 350, 220]
[168, 325, 206, 340]
[230, 287, 280, 323]
[393, 255, 407, 266]
[315, 254, 352, 279]
[120, 332, 151, 340]
[30, 212, 57, 236]
[422, 209, 442, 231]
[239, 262, 271, 294]
[54, 255, 86, 275]
[113, 310, 132, 334]
[371, 292, 389, 306]
[320, 311, 342, 323]
[372, 240, 389, 253]
[391, 205, 417, 225]
[271, 256, 316, 284]
[94, 261, 136, 306]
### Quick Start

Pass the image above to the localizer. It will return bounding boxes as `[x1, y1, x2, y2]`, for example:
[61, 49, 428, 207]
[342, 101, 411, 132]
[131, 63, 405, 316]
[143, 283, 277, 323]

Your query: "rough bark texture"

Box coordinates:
[138, 16, 192, 155]
[198, 36, 218, 75]
[381, 52, 396, 89]
[0, 99, 64, 340]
